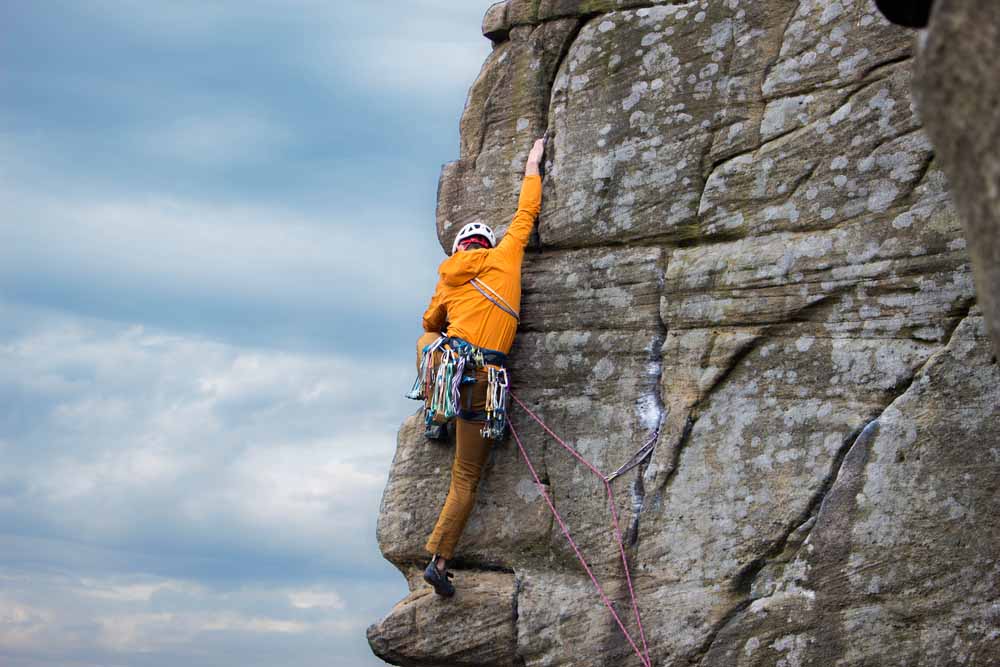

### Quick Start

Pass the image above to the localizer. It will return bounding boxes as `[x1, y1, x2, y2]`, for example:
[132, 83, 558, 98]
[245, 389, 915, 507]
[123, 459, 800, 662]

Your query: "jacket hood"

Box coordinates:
[439, 248, 488, 286]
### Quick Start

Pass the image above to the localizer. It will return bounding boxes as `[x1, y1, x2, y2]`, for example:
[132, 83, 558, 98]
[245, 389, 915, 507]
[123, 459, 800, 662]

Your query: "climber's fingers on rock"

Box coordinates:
[527, 138, 545, 165]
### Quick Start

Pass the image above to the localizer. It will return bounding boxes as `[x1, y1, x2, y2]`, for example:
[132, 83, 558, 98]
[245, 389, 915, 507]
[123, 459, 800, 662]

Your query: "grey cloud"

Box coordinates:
[0, 185, 443, 353]
[1, 567, 397, 667]
[1, 0, 484, 360]
[0, 308, 410, 577]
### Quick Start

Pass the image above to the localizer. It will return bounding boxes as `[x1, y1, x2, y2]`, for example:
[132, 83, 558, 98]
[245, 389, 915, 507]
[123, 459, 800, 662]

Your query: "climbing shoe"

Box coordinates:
[424, 421, 449, 442]
[423, 559, 455, 597]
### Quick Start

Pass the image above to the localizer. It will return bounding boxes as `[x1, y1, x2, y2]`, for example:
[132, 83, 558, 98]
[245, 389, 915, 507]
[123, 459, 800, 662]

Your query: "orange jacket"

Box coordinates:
[422, 175, 542, 354]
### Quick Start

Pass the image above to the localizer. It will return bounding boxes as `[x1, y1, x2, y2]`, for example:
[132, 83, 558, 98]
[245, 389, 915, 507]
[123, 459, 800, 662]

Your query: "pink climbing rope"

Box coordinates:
[508, 392, 652, 667]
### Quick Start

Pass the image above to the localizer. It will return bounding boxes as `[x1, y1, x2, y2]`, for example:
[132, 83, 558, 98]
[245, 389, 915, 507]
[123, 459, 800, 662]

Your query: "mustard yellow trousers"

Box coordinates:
[416, 333, 492, 560]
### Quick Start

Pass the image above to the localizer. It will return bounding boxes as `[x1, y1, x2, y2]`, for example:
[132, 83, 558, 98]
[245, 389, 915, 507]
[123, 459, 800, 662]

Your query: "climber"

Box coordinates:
[415, 136, 546, 597]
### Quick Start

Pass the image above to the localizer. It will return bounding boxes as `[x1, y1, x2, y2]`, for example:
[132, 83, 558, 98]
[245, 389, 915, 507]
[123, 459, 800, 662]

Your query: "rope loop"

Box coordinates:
[509, 391, 654, 667]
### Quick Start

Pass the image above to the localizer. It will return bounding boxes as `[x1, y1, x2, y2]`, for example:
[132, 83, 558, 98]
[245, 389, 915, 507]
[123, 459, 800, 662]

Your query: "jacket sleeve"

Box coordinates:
[422, 278, 448, 333]
[496, 175, 542, 255]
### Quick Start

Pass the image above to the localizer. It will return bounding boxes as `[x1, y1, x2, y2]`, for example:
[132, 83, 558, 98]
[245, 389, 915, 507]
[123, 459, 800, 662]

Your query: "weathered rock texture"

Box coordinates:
[369, 1, 1000, 665]
[912, 0, 1000, 358]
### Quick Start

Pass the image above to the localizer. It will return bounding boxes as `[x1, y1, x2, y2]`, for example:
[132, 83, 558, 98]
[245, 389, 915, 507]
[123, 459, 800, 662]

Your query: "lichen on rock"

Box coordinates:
[368, 1, 1000, 665]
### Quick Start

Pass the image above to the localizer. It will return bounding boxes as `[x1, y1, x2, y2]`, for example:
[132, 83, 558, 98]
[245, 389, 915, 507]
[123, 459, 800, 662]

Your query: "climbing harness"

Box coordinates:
[407, 277, 519, 439]
[470, 278, 520, 322]
[508, 392, 656, 667]
[406, 336, 511, 440]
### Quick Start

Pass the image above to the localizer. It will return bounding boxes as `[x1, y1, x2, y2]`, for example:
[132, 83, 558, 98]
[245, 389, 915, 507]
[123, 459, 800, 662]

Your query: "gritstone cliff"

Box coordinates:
[368, 1, 1000, 665]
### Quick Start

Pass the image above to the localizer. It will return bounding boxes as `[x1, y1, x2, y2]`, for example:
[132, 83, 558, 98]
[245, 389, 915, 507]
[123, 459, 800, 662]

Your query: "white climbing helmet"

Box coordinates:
[451, 222, 496, 254]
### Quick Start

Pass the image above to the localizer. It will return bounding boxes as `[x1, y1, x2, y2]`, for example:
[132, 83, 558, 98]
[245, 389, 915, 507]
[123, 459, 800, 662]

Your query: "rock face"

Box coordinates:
[911, 0, 1000, 359]
[369, 1, 1000, 665]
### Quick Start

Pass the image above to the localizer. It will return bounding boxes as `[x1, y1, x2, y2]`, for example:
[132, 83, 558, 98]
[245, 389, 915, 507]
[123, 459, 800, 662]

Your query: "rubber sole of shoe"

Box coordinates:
[423, 569, 455, 597]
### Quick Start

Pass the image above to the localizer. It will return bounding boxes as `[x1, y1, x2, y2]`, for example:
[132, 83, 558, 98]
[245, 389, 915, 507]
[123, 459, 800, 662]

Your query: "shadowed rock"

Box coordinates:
[912, 0, 1000, 358]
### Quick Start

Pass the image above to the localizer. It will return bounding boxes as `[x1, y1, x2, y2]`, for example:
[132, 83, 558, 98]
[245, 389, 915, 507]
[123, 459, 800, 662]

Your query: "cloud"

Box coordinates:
[0, 303, 410, 664]
[0, 182, 442, 352]
[70, 0, 494, 99]
[76, 1, 251, 41]
[0, 183, 424, 298]
[0, 2, 487, 213]
[0, 304, 415, 570]
[348, 38, 491, 96]
[0, 569, 396, 666]
[0, 2, 504, 665]
[311, 35, 491, 98]
[304, 2, 494, 99]
[138, 111, 294, 166]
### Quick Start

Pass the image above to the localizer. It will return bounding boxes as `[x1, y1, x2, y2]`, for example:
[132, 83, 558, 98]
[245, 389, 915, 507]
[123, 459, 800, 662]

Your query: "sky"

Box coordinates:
[0, 2, 496, 665]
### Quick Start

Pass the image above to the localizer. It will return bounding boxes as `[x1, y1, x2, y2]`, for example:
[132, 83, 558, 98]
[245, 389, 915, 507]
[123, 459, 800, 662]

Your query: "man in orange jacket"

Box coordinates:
[418, 137, 545, 596]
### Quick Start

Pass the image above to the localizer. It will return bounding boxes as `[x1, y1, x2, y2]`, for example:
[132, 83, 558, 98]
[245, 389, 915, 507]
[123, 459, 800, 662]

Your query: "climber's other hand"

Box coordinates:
[525, 138, 545, 176]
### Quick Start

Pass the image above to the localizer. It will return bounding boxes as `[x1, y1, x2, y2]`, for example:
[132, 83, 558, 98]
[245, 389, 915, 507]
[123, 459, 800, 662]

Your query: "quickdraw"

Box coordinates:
[425, 344, 469, 426]
[481, 365, 509, 440]
[407, 335, 448, 402]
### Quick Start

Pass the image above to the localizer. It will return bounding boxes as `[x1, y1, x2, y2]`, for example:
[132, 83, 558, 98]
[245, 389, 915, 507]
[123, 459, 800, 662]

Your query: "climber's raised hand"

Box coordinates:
[525, 137, 545, 176]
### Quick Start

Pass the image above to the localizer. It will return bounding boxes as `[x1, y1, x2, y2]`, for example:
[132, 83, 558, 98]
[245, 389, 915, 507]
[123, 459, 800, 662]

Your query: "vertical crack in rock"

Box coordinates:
[541, 18, 589, 127]
[649, 305, 811, 500]
[659, 319, 775, 481]
[643, 319, 777, 509]
[473, 67, 514, 165]
[626, 253, 669, 546]
[692, 299, 978, 666]
[626, 470, 646, 548]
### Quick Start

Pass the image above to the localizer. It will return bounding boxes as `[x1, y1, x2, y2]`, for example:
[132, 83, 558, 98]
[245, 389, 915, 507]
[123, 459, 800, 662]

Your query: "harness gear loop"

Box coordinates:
[407, 335, 448, 401]
[481, 365, 509, 440]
